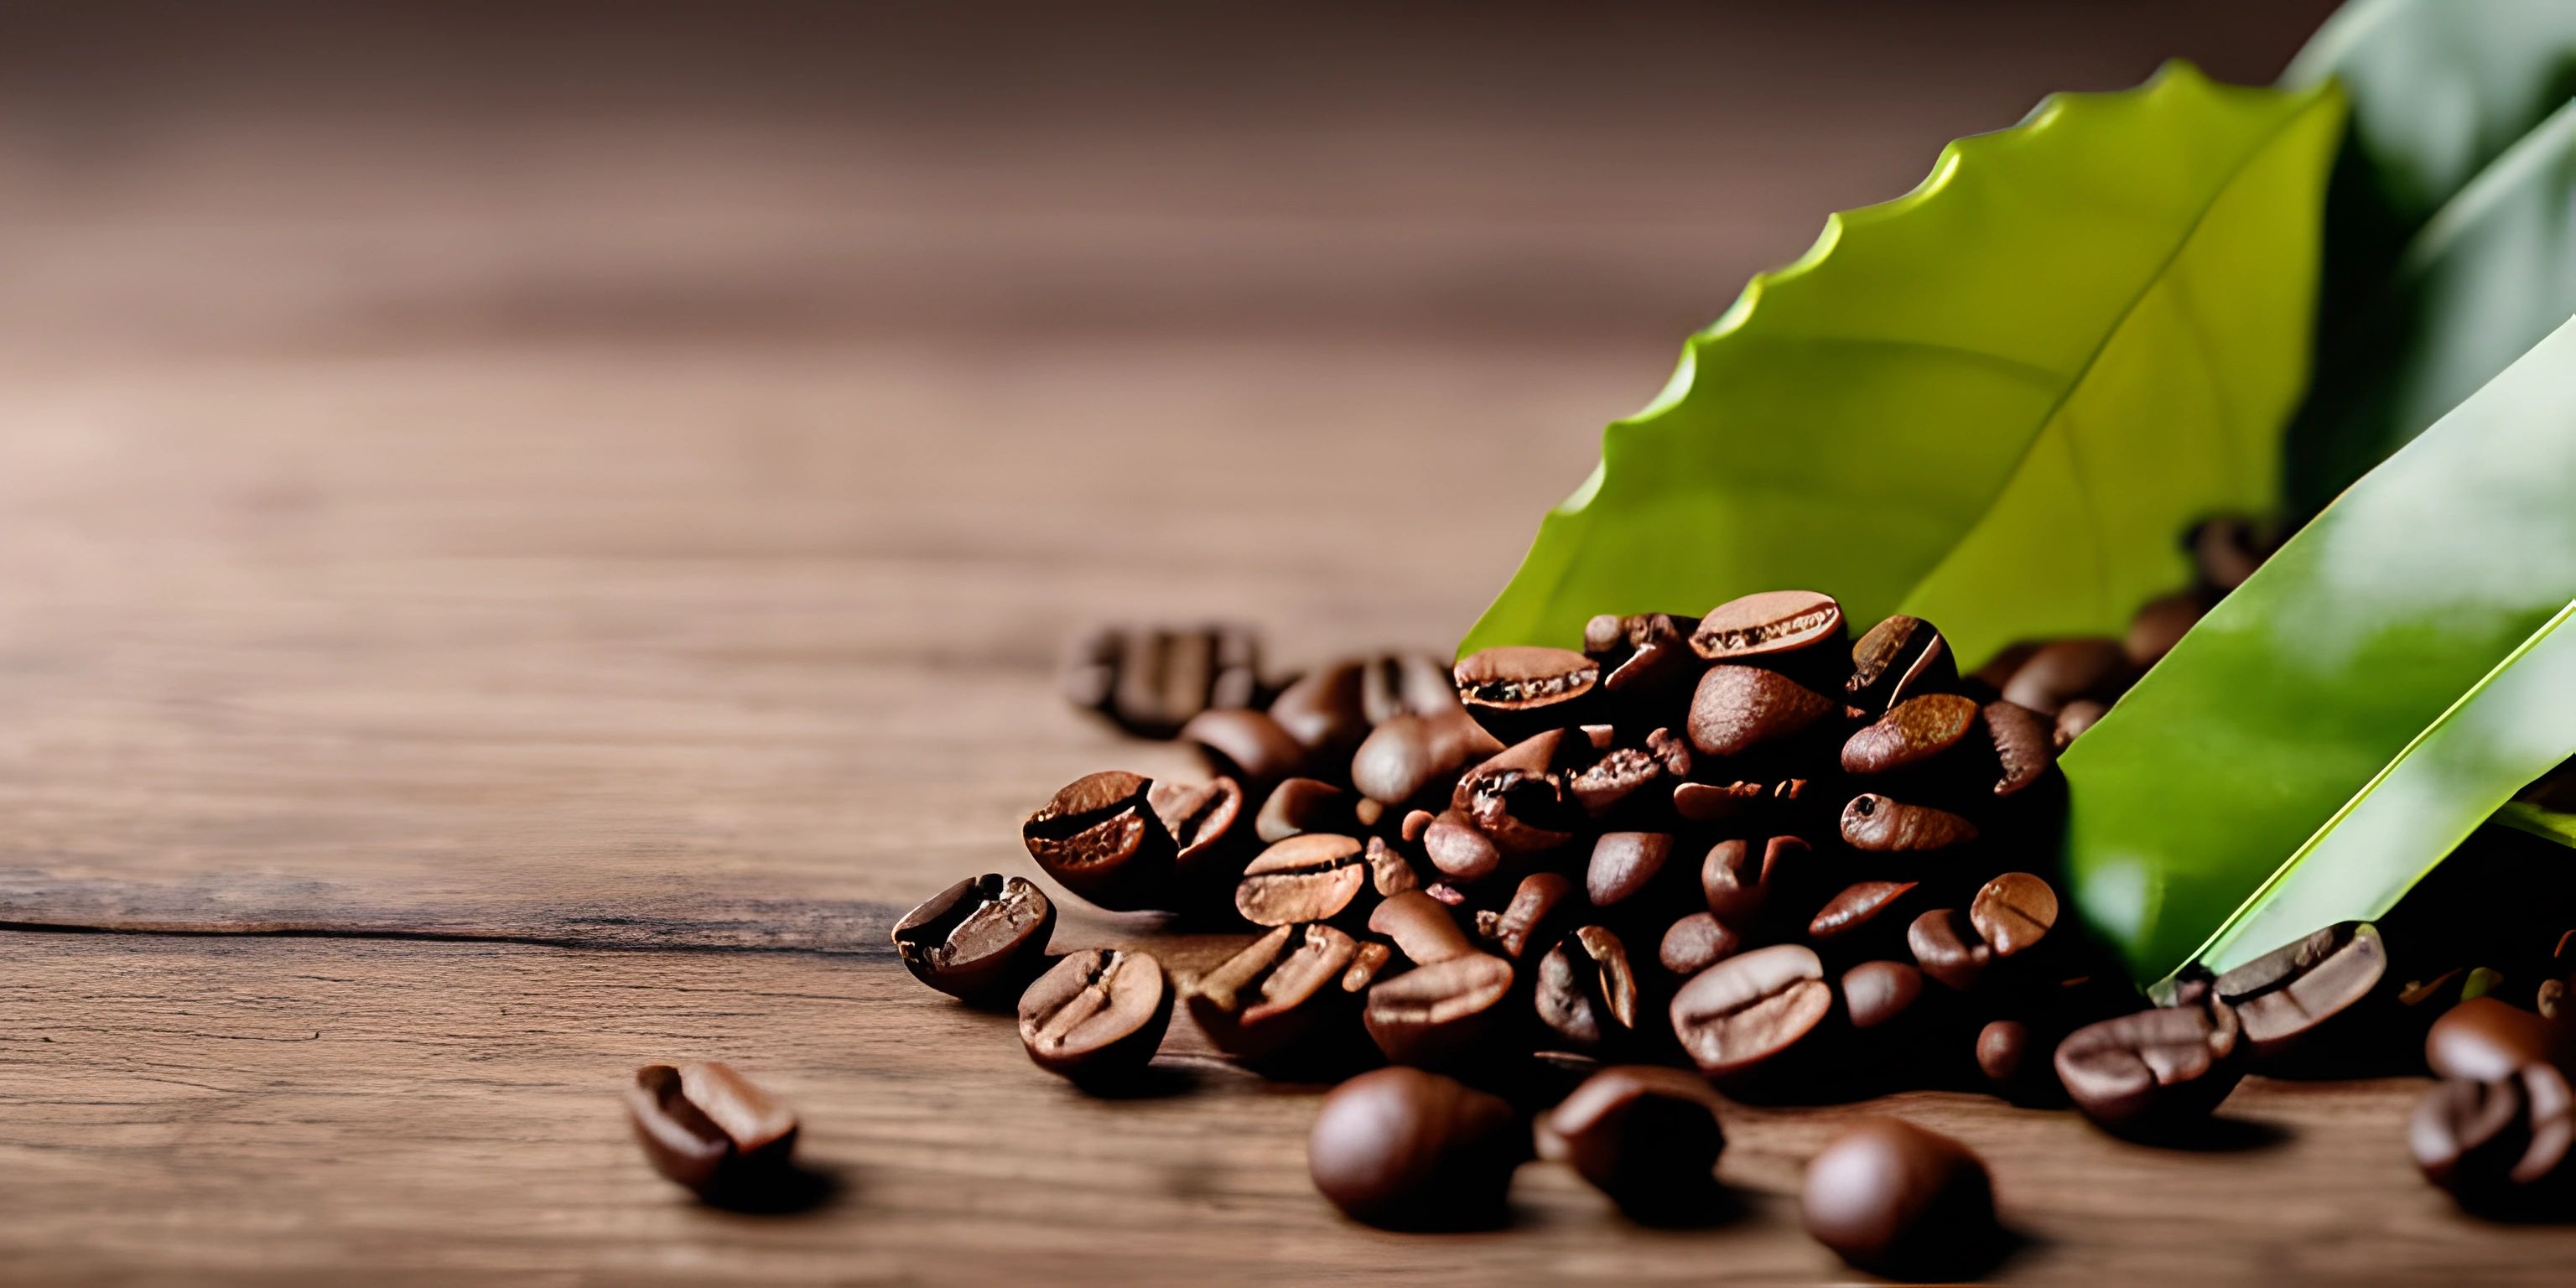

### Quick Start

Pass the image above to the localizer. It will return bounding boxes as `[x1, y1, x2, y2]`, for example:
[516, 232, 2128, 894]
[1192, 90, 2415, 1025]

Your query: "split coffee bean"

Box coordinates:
[1847, 615, 1955, 714]
[2054, 995, 2244, 1136]
[1254, 776, 1356, 843]
[2426, 996, 2575, 1082]
[1189, 922, 1364, 1066]
[2210, 921, 2385, 1059]
[891, 873, 1057, 1000]
[1687, 664, 1837, 759]
[1452, 646, 1600, 740]
[626, 1062, 800, 1202]
[1018, 948, 1174, 1083]
[1841, 793, 1977, 854]
[1690, 589, 1843, 662]
[1535, 1065, 1727, 1216]
[1567, 734, 1690, 818]
[1967, 872, 2058, 960]
[1307, 1067, 1525, 1230]
[1535, 927, 1640, 1052]
[1237, 834, 1369, 927]
[1365, 951, 1518, 1067]
[2412, 1063, 2576, 1212]
[1453, 731, 1584, 854]
[1063, 622, 1262, 739]
[1021, 771, 1176, 911]
[1800, 1119, 1998, 1280]
[1670, 943, 1833, 1078]
[1147, 776, 1247, 876]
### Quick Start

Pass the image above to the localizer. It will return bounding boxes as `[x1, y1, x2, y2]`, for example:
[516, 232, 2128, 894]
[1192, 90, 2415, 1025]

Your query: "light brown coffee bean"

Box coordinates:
[1690, 589, 1843, 662]
[1236, 834, 1369, 926]
[1255, 776, 1357, 843]
[1908, 908, 1991, 992]
[1587, 831, 1676, 908]
[1660, 911, 1745, 977]
[892, 873, 1057, 1000]
[1841, 693, 1980, 776]
[1841, 793, 1978, 854]
[1969, 873, 2059, 958]
[626, 1062, 801, 1201]
[1365, 952, 1518, 1067]
[1189, 922, 1362, 1065]
[1370, 891, 1478, 966]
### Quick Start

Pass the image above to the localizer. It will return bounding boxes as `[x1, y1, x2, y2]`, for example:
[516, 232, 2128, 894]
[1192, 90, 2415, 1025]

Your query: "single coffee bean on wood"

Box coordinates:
[2055, 998, 2244, 1136]
[2212, 921, 2386, 1058]
[1670, 943, 1833, 1078]
[1841, 693, 1979, 776]
[1019, 948, 1174, 1083]
[891, 873, 1057, 1000]
[1660, 911, 1744, 977]
[1146, 776, 1246, 875]
[1370, 890, 1478, 966]
[2427, 996, 2576, 1082]
[1452, 646, 1600, 740]
[1364, 952, 1518, 1067]
[1968, 873, 2059, 959]
[1535, 1065, 1728, 1214]
[1021, 771, 1176, 910]
[1255, 776, 1357, 844]
[1237, 834, 1369, 927]
[1307, 1067, 1525, 1230]
[1800, 1119, 1997, 1280]
[626, 1062, 801, 1202]
[1690, 589, 1843, 662]
[1908, 908, 1992, 992]
[1848, 615, 1955, 714]
[1841, 793, 1978, 854]
[1064, 623, 1263, 739]
[1688, 664, 1838, 759]
[1189, 922, 1362, 1065]
[1535, 927, 1640, 1052]
[1180, 707, 1309, 788]
[2001, 638, 2127, 716]
[1587, 831, 1676, 908]
[2412, 1064, 2576, 1211]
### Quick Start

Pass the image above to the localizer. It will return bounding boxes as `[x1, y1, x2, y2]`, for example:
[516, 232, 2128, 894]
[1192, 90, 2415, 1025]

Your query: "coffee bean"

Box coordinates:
[1422, 809, 1504, 881]
[1840, 793, 1978, 854]
[1268, 659, 1368, 756]
[1237, 834, 1369, 927]
[1968, 873, 2058, 959]
[1843, 961, 1926, 1031]
[1019, 948, 1175, 1083]
[1908, 908, 1992, 992]
[1181, 707, 1309, 788]
[1841, 693, 1979, 776]
[1351, 711, 1481, 808]
[2193, 516, 2285, 592]
[1346, 941, 1395, 992]
[1981, 700, 2057, 798]
[2001, 638, 2127, 716]
[1970, 641, 2039, 694]
[1365, 952, 1518, 1067]
[2427, 996, 2575, 1082]
[2053, 699, 2107, 748]
[1660, 911, 1744, 977]
[1146, 776, 1247, 876]
[891, 873, 1057, 1000]
[1453, 646, 1600, 740]
[1400, 808, 1436, 843]
[1584, 612, 1701, 697]
[1484, 871, 1578, 961]
[1587, 832, 1676, 909]
[1688, 664, 1838, 758]
[1021, 771, 1176, 911]
[2055, 998, 2244, 1135]
[626, 1062, 800, 1202]
[1800, 1119, 1997, 1279]
[1364, 652, 1462, 724]
[1535, 1065, 1727, 1214]
[1848, 615, 1956, 714]
[1254, 776, 1357, 843]
[1702, 834, 1805, 922]
[1810, 881, 1920, 944]
[1363, 835, 1422, 897]
[1189, 922, 1363, 1065]
[1670, 943, 1833, 1077]
[1064, 623, 1263, 739]
[2125, 590, 2205, 667]
[2211, 921, 2385, 1058]
[1672, 779, 1767, 823]
[1307, 1067, 1524, 1230]
[1568, 735, 1690, 818]
[2412, 1064, 2576, 1210]
[1690, 589, 1843, 662]
[1976, 1020, 2038, 1095]
[1535, 927, 1639, 1052]
[1370, 890, 1478, 966]
[1453, 732, 1583, 854]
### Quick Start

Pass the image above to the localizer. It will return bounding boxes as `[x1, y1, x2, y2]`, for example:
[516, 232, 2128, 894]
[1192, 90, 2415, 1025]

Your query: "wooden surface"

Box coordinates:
[11, 3, 2559, 1283]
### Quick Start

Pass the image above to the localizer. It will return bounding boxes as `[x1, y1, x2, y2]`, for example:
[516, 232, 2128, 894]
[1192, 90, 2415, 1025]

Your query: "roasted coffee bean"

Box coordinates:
[1365, 952, 1518, 1067]
[1363, 835, 1422, 897]
[1181, 707, 1309, 788]
[1969, 641, 2038, 694]
[1968, 873, 2058, 959]
[626, 1062, 800, 1202]
[1976, 1020, 2038, 1095]
[2211, 921, 2385, 1058]
[1672, 779, 1768, 823]
[1535, 927, 1639, 1052]
[891, 873, 1057, 1000]
[1022, 771, 1176, 910]
[1568, 735, 1690, 818]
[1371, 890, 1478, 966]
[1843, 961, 1926, 1032]
[1908, 908, 1992, 992]
[1584, 612, 1701, 697]
[1350, 709, 1496, 808]
[1484, 871, 1578, 961]
[1452, 646, 1600, 740]
[1422, 809, 1504, 882]
[1535, 1065, 1727, 1214]
[1810, 881, 1920, 944]
[2193, 515, 2285, 592]
[1237, 834, 1369, 927]
[1670, 944, 1834, 1077]
[1688, 664, 1838, 759]
[2412, 1064, 2576, 1210]
[1308, 1067, 1524, 1230]
[2126, 590, 2205, 667]
[2427, 996, 2576, 1082]
[2055, 998, 2244, 1135]
[1702, 834, 1805, 922]
[1020, 948, 1174, 1083]
[2001, 638, 2127, 716]
[1841, 693, 1980, 776]
[1064, 623, 1262, 739]
[1453, 731, 1585, 853]
[1841, 793, 1978, 854]
[1346, 941, 1395, 991]
[1848, 615, 1956, 714]
[1254, 776, 1357, 843]
[1189, 923, 1363, 1065]
[2053, 699, 2107, 748]
[1147, 776, 1247, 875]
[1660, 911, 1743, 976]
[1801, 1119, 1998, 1280]
[1268, 660, 1369, 756]
[1363, 652, 1462, 724]
[1981, 700, 2057, 798]
[1587, 832, 1676, 909]
[1400, 808, 1436, 843]
[1690, 589, 1843, 662]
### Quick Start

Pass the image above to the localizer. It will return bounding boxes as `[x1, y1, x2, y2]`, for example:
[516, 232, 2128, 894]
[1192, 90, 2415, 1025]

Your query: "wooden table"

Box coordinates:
[11, 3, 2560, 1282]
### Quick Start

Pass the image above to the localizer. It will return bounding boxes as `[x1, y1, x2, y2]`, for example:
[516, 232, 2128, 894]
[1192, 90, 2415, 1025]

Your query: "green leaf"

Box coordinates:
[2281, 0, 2576, 508]
[2061, 314, 2576, 989]
[2498, 802, 2576, 848]
[1458, 65, 2346, 667]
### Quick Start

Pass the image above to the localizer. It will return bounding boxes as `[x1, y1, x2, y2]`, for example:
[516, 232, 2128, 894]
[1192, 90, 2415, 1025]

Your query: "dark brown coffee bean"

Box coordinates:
[891, 874, 1057, 1000]
[2053, 699, 2107, 748]
[1843, 961, 1925, 1031]
[1976, 1020, 2036, 1093]
[1022, 771, 1177, 910]
[1064, 623, 1263, 739]
[1660, 912, 1743, 977]
[1364, 952, 1518, 1067]
[1810, 881, 1920, 943]
[2211, 921, 2385, 1058]
[1267, 660, 1368, 756]
[1670, 943, 1833, 1077]
[1309, 1067, 1524, 1230]
[2193, 515, 2285, 592]
[1840, 793, 1977, 854]
[1968, 872, 2059, 959]
[1254, 776, 1356, 844]
[1421, 808, 1504, 882]
[1363, 652, 1462, 724]
[1453, 646, 1600, 739]
[1483, 871, 1577, 961]
[1453, 732, 1583, 854]
[1536, 927, 1639, 1052]
[1370, 890, 1478, 966]
[1701, 835, 1805, 922]
[1189, 922, 1362, 1065]
[1587, 832, 1675, 909]
[1536, 1065, 1727, 1213]
[1018, 948, 1174, 1083]
[1981, 700, 2058, 798]
[1349, 708, 1497, 808]
[2412, 1064, 2576, 1209]
[1363, 835, 1421, 897]
[1801, 1119, 1997, 1280]
[1584, 612, 1701, 697]
[2002, 638, 2127, 716]
[626, 1062, 800, 1202]
[1908, 909, 1992, 992]
[1146, 776, 1247, 875]
[2428, 997, 2576, 1082]
[1848, 615, 1956, 714]
[1236, 834, 1368, 926]
[1687, 664, 1838, 759]
[1841, 693, 1979, 776]
[2055, 998, 2244, 1135]
[1690, 589, 1843, 662]
[2126, 591, 2205, 668]
[1181, 707, 1308, 788]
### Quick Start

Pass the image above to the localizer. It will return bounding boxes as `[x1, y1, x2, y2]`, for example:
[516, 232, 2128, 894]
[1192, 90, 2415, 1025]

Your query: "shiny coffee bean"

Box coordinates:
[2126, 590, 2205, 667]
[1842, 961, 1926, 1032]
[2427, 997, 2576, 1082]
[1255, 776, 1357, 843]
[1801, 1119, 1997, 1280]
[1670, 944, 1834, 1077]
[1587, 831, 1676, 908]
[1908, 908, 1992, 992]
[1452, 646, 1600, 740]
[1968, 873, 2058, 959]
[891, 873, 1057, 1000]
[1690, 589, 1843, 662]
[1841, 693, 1979, 776]
[1189, 922, 1363, 1065]
[1976, 1020, 2038, 1096]
[1483, 871, 1578, 961]
[2055, 998, 2244, 1135]
[1536, 1065, 1727, 1214]
[1584, 612, 1701, 696]
[1702, 835, 1804, 922]
[1364, 952, 1518, 1067]
[1268, 660, 1369, 757]
[2211, 921, 2385, 1058]
[1687, 664, 1838, 758]
[1147, 776, 1247, 875]
[1064, 622, 1262, 739]
[2412, 1064, 2576, 1210]
[1370, 890, 1478, 966]
[1841, 793, 1978, 854]
[1236, 834, 1369, 927]
[1350, 709, 1497, 808]
[1810, 881, 1920, 945]
[1660, 911, 1744, 976]
[1535, 927, 1639, 1052]
[2053, 699, 2107, 748]
[1018, 948, 1174, 1083]
[1181, 707, 1309, 788]
[2001, 638, 2127, 716]
[1363, 835, 1422, 897]
[1848, 615, 1955, 714]
[1422, 809, 1504, 881]
[1021, 771, 1176, 910]
[1981, 700, 2058, 798]
[1308, 1067, 1525, 1230]
[626, 1062, 801, 1202]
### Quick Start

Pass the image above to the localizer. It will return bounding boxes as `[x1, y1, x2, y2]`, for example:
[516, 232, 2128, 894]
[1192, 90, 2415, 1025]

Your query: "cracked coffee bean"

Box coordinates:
[1370, 890, 1478, 966]
[2055, 996, 2243, 1135]
[1587, 831, 1676, 909]
[1670, 943, 1833, 1078]
[1422, 808, 1504, 881]
[1483, 871, 1578, 961]
[1810, 881, 1921, 946]
[1021, 771, 1176, 911]
[1453, 730, 1587, 853]
[1660, 911, 1744, 977]
[2412, 1063, 2576, 1212]
[1802, 1119, 1997, 1280]
[2210, 921, 2385, 1059]
[1536, 1065, 1727, 1215]
[1181, 707, 1309, 789]
[2002, 638, 2127, 716]
[891, 873, 1057, 1000]
[2427, 997, 2576, 1082]
[1968, 873, 2058, 960]
[1365, 951, 1518, 1067]
[1568, 733, 1690, 818]
[1848, 615, 1955, 714]
[1147, 776, 1247, 877]
[1452, 646, 1600, 741]
[626, 1062, 800, 1202]
[1189, 922, 1363, 1066]
[1687, 664, 1838, 759]
[1237, 834, 1369, 927]
[1690, 589, 1843, 662]
[1255, 777, 1357, 843]
[1841, 793, 1978, 854]
[1019, 948, 1174, 1083]
[1535, 927, 1639, 1052]
[1841, 693, 1979, 776]
[1908, 908, 1991, 992]
[1584, 612, 1701, 698]
[1064, 622, 1262, 739]
[1308, 1067, 1524, 1230]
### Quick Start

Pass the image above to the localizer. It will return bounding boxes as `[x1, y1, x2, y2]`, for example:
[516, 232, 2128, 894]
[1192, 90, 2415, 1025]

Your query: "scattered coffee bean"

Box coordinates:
[2001, 638, 2127, 716]
[1237, 834, 1369, 927]
[2210, 921, 2385, 1058]
[1307, 1067, 1524, 1229]
[1670, 943, 1833, 1078]
[1022, 771, 1176, 910]
[1255, 776, 1356, 843]
[1841, 793, 1978, 854]
[1843, 960, 1926, 1031]
[1485, 871, 1578, 961]
[2124, 591, 2205, 667]
[892, 873, 1057, 1000]
[1587, 831, 1675, 908]
[1671, 779, 1768, 823]
[1181, 707, 1309, 788]
[1346, 941, 1395, 992]
[1841, 693, 1979, 776]
[1365, 952, 1518, 1067]
[1535, 927, 1639, 1052]
[2412, 1063, 2576, 1210]
[1371, 890, 1478, 966]
[1267, 660, 1369, 756]
[1190, 923, 1363, 1065]
[1976, 1019, 2038, 1094]
[2055, 997, 2243, 1135]
[1800, 1119, 1997, 1279]
[1422, 808, 1504, 882]
[1848, 615, 1955, 714]
[1690, 589, 1843, 662]
[1351, 709, 1498, 807]
[2427, 996, 2575, 1082]
[1454, 731, 1583, 854]
[1363, 835, 1421, 896]
[1701, 836, 1803, 922]
[1535, 1065, 1727, 1213]
[1019, 948, 1174, 1083]
[1363, 652, 1462, 722]
[1981, 700, 2057, 797]
[1688, 664, 1838, 758]
[1147, 776, 1247, 875]
[1660, 911, 1743, 976]
[1908, 908, 1992, 992]
[1968, 873, 2058, 960]
[1810, 880, 1920, 944]
[2052, 699, 2107, 748]
[1585, 612, 1701, 696]
[626, 1062, 800, 1202]
[1568, 737, 1688, 818]
[1064, 623, 1262, 739]
[1453, 646, 1601, 740]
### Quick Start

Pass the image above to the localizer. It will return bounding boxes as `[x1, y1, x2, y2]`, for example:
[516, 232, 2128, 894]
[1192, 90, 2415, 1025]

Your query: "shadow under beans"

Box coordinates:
[1064, 1062, 1205, 1101]
[1612, 1177, 1749, 1231]
[2113, 1114, 2293, 1154]
[704, 1161, 849, 1217]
